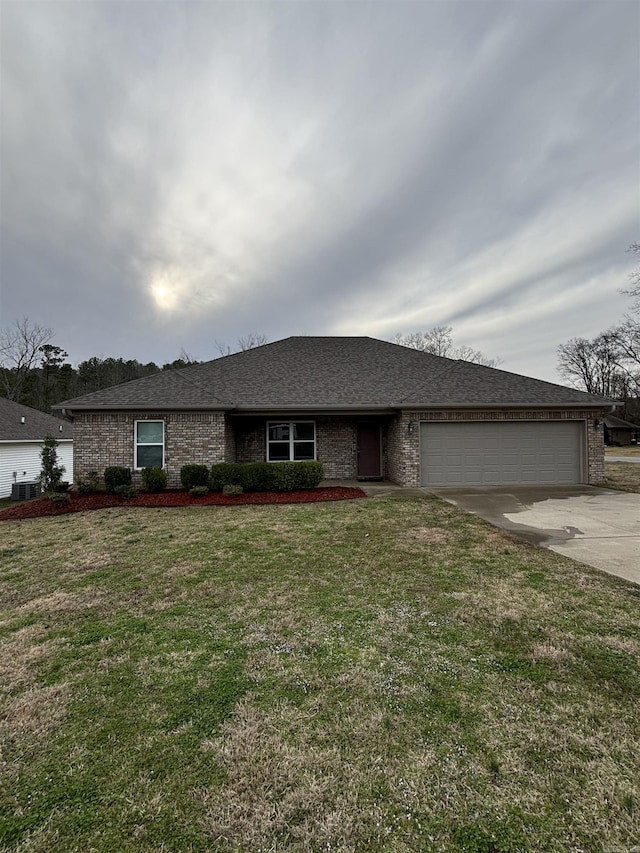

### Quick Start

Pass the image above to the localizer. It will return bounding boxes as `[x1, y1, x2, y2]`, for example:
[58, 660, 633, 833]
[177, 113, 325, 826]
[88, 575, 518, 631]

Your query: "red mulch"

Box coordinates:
[0, 487, 367, 521]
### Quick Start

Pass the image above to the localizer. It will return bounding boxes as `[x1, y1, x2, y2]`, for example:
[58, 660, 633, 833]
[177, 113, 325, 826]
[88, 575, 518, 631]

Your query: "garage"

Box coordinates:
[420, 421, 584, 486]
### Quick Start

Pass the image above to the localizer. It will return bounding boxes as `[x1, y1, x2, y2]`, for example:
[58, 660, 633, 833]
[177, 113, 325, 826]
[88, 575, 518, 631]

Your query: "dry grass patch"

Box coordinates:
[0, 625, 61, 691]
[605, 460, 640, 492]
[0, 683, 69, 736]
[605, 445, 640, 457]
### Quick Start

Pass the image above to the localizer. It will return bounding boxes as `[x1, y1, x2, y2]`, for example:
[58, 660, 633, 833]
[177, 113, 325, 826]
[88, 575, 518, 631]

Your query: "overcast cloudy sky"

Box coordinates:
[1, 0, 638, 382]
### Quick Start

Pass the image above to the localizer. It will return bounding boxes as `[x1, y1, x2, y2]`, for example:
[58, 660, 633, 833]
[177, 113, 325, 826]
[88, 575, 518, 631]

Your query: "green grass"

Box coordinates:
[1, 497, 639, 852]
[0, 498, 25, 512]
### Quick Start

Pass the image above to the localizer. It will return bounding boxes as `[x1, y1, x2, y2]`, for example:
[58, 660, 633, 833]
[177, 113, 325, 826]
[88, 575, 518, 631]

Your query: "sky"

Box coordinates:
[1, 0, 638, 384]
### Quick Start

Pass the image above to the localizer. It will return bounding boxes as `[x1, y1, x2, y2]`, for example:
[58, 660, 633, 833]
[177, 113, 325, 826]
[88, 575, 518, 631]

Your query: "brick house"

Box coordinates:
[55, 337, 613, 488]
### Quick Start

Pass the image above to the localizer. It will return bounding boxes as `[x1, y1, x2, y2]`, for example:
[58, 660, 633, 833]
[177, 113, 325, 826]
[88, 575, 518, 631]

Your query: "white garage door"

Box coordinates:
[420, 421, 584, 486]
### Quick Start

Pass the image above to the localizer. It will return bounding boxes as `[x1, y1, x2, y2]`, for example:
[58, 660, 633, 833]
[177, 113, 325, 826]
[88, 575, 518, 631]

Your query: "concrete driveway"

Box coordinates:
[427, 485, 640, 585]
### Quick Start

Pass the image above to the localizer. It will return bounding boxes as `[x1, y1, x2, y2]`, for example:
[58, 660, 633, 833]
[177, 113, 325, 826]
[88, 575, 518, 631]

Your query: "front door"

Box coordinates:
[357, 423, 382, 478]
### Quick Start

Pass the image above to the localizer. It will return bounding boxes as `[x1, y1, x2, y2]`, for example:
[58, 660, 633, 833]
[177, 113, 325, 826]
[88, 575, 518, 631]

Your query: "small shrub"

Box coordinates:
[104, 466, 132, 494]
[54, 481, 70, 493]
[48, 492, 71, 505]
[76, 471, 101, 494]
[222, 483, 243, 497]
[40, 435, 65, 493]
[210, 463, 245, 491]
[272, 460, 324, 491]
[189, 485, 209, 497]
[242, 462, 278, 492]
[114, 484, 138, 500]
[141, 466, 167, 492]
[181, 464, 210, 490]
[272, 461, 298, 491]
[295, 460, 324, 489]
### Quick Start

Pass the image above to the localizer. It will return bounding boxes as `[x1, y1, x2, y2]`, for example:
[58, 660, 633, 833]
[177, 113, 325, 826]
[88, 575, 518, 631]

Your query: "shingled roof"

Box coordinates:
[0, 397, 74, 441]
[55, 336, 612, 412]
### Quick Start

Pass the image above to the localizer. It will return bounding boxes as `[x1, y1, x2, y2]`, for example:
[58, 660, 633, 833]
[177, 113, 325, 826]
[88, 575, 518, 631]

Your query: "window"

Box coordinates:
[267, 421, 316, 462]
[135, 420, 164, 468]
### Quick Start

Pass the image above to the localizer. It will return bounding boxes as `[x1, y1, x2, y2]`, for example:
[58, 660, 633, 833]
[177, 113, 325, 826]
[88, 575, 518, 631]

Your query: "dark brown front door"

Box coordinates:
[357, 423, 381, 478]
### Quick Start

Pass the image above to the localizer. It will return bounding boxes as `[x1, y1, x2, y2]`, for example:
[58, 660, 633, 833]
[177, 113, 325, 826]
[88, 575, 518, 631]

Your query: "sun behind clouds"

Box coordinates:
[149, 270, 181, 312]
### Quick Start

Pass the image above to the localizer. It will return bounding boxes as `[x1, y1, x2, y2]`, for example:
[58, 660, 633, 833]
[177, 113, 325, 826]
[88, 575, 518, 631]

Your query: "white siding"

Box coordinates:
[0, 441, 74, 498]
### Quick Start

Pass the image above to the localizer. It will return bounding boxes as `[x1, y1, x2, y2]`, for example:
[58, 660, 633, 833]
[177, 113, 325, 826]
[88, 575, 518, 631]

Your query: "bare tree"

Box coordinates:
[238, 332, 268, 351]
[214, 333, 268, 357]
[393, 326, 501, 367]
[557, 334, 625, 397]
[624, 241, 640, 311]
[607, 320, 640, 397]
[557, 246, 640, 414]
[0, 318, 53, 402]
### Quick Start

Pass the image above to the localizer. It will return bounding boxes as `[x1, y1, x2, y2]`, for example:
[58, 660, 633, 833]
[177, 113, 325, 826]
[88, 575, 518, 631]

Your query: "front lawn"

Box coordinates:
[1, 498, 638, 852]
[605, 445, 640, 457]
[0, 497, 25, 512]
[605, 460, 640, 493]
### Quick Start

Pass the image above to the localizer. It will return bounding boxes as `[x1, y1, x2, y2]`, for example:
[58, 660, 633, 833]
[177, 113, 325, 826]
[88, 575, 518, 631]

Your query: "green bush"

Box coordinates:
[209, 461, 323, 492]
[114, 484, 138, 500]
[104, 466, 132, 494]
[40, 435, 65, 493]
[180, 464, 210, 491]
[189, 485, 209, 497]
[76, 471, 101, 494]
[48, 492, 71, 505]
[141, 466, 167, 492]
[241, 462, 277, 492]
[209, 463, 245, 491]
[295, 460, 324, 489]
[270, 461, 323, 491]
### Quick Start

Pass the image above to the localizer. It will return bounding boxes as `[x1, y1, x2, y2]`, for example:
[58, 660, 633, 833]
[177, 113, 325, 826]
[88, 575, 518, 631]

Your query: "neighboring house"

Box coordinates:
[0, 398, 74, 498]
[604, 414, 639, 446]
[55, 336, 614, 488]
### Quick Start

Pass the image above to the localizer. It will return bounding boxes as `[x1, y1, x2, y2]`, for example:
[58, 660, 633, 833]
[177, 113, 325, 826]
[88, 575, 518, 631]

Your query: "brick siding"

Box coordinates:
[73, 411, 227, 488]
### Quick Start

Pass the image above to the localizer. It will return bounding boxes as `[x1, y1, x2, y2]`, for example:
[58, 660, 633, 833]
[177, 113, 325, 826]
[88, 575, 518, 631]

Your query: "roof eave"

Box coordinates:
[232, 405, 397, 416]
[56, 403, 233, 414]
[399, 401, 613, 410]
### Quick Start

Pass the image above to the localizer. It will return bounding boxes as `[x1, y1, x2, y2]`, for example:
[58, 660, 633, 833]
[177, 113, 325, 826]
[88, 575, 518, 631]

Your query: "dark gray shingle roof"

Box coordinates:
[604, 414, 639, 430]
[0, 397, 74, 441]
[55, 336, 612, 412]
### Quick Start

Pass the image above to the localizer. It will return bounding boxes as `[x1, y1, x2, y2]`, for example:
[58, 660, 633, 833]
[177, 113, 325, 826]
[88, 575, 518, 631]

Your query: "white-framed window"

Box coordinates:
[135, 420, 164, 468]
[267, 421, 316, 462]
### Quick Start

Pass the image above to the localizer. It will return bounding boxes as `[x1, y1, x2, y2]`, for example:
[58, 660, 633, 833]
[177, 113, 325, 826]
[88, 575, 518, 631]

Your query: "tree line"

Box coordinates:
[557, 243, 640, 423]
[0, 320, 268, 414]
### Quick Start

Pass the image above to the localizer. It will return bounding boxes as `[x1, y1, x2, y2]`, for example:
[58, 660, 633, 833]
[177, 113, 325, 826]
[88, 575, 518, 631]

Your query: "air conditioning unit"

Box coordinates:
[11, 481, 41, 501]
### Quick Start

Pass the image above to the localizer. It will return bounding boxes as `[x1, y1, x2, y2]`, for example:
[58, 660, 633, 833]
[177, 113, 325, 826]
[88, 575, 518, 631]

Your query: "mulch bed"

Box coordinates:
[0, 487, 367, 521]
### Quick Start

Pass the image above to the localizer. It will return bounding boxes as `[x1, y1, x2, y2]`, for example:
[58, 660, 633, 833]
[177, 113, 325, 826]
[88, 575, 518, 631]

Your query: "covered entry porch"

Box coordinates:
[229, 413, 393, 480]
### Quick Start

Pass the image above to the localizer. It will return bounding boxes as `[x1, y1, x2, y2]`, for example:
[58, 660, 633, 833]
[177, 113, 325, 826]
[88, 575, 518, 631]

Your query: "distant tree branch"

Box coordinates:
[215, 334, 268, 357]
[0, 318, 53, 401]
[393, 326, 501, 367]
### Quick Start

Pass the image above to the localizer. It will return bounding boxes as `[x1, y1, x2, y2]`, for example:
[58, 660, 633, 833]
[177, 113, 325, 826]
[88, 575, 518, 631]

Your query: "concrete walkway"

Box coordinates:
[606, 456, 640, 463]
[427, 485, 640, 585]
